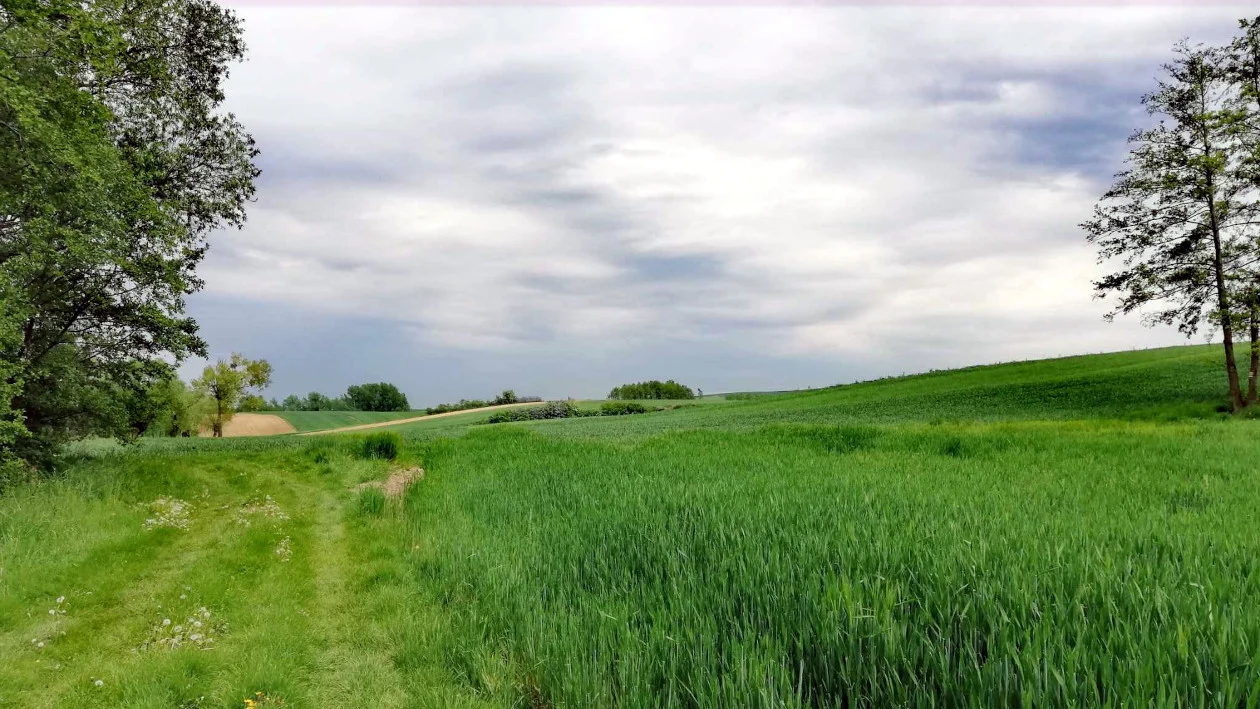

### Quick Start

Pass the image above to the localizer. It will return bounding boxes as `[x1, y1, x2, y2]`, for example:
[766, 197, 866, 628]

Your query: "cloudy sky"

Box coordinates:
[188, 2, 1252, 405]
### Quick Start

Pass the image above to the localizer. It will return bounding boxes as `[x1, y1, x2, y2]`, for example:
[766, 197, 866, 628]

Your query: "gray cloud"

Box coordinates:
[190, 5, 1249, 396]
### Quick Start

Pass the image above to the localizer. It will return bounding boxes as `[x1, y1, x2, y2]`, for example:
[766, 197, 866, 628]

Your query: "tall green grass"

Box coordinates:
[403, 421, 1260, 706]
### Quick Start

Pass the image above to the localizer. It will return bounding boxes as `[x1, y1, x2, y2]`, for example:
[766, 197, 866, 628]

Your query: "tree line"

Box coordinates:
[1087, 17, 1260, 411]
[250, 382, 410, 413]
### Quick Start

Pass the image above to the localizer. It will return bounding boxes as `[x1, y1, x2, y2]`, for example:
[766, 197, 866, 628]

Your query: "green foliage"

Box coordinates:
[599, 401, 648, 415]
[142, 376, 211, 438]
[237, 394, 267, 413]
[345, 382, 409, 412]
[355, 431, 400, 461]
[426, 398, 489, 415]
[608, 379, 695, 400]
[492, 390, 517, 405]
[192, 354, 272, 437]
[485, 401, 580, 424]
[0, 0, 259, 468]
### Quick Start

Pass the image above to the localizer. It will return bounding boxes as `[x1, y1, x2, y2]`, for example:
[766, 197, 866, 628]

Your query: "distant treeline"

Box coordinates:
[426, 390, 542, 415]
[252, 382, 410, 412]
[608, 380, 695, 400]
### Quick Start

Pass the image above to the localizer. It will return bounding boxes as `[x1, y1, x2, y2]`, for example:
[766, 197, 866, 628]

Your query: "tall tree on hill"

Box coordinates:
[1084, 42, 1259, 412]
[1225, 16, 1260, 403]
[0, 0, 259, 466]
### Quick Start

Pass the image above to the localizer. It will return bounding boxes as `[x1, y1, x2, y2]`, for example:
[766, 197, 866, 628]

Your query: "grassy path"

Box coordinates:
[0, 448, 488, 708]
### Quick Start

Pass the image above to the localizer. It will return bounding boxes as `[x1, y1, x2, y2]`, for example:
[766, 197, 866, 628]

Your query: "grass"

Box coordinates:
[3, 343, 1259, 707]
[269, 410, 422, 433]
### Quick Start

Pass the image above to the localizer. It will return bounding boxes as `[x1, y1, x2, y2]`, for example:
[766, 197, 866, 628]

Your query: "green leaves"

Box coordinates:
[0, 0, 259, 465]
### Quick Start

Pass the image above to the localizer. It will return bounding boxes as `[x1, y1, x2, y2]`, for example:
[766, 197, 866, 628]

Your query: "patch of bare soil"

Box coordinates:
[205, 413, 297, 437]
[353, 467, 425, 498]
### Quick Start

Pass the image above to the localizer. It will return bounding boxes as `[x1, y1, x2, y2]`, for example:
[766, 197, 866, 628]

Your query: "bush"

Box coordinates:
[484, 400, 656, 424]
[356, 431, 401, 461]
[600, 401, 648, 416]
[608, 380, 695, 400]
[486, 401, 579, 424]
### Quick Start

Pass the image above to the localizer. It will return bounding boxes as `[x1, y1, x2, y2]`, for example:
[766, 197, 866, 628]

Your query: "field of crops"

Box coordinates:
[2, 344, 1258, 707]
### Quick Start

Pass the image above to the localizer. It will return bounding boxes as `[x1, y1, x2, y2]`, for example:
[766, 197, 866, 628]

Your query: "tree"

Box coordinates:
[0, 0, 259, 466]
[142, 376, 210, 437]
[608, 380, 695, 400]
[192, 354, 271, 437]
[237, 395, 267, 412]
[1225, 16, 1260, 403]
[346, 383, 410, 412]
[1084, 42, 1259, 411]
[492, 389, 518, 406]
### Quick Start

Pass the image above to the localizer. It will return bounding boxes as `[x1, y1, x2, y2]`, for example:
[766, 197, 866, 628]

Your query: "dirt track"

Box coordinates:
[299, 402, 546, 437]
[208, 413, 298, 437]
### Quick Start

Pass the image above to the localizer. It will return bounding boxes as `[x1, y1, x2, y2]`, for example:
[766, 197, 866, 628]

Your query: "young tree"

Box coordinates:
[193, 354, 271, 437]
[1084, 43, 1259, 411]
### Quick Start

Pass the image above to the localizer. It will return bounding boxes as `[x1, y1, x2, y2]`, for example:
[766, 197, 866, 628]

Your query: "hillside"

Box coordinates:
[382, 344, 1228, 440]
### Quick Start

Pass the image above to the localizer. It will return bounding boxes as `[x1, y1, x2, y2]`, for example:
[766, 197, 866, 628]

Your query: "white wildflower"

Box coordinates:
[143, 498, 192, 530]
[234, 495, 289, 527]
[274, 536, 293, 562]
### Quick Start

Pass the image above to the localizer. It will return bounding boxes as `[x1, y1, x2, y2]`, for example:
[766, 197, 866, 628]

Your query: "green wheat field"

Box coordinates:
[3, 344, 1259, 708]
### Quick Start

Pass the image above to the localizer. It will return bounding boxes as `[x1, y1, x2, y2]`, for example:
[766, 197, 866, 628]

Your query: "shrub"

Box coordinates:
[600, 401, 648, 416]
[356, 431, 401, 461]
[608, 380, 695, 400]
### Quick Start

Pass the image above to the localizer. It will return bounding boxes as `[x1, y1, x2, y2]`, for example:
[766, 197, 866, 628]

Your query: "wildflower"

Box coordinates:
[93, 679, 104, 687]
[143, 497, 192, 530]
[162, 619, 171, 626]
[56, 596, 65, 604]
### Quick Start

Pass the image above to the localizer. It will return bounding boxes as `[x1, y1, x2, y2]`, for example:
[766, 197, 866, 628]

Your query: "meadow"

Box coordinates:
[2, 344, 1258, 707]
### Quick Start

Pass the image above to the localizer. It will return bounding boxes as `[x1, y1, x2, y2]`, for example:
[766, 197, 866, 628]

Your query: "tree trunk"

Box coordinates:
[1248, 309, 1259, 406]
[1205, 163, 1243, 412]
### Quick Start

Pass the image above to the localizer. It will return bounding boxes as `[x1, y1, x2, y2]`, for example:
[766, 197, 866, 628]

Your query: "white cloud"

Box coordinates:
[204, 4, 1250, 372]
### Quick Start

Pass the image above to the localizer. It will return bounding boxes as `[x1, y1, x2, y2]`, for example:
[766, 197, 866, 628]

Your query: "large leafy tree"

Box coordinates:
[1084, 42, 1259, 411]
[0, 0, 258, 465]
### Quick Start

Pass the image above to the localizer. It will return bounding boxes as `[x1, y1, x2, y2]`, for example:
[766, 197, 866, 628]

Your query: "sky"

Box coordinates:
[186, 2, 1254, 406]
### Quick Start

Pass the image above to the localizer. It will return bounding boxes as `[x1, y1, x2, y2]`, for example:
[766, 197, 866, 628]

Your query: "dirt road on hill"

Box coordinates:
[298, 402, 547, 436]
